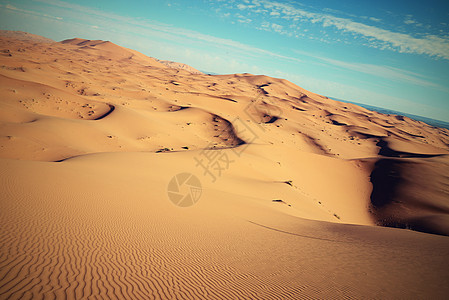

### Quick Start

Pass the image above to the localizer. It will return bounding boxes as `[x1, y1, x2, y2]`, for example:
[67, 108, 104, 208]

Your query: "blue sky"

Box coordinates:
[1, 0, 448, 121]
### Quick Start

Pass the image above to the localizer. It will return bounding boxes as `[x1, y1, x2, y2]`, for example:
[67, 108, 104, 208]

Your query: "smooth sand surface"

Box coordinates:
[1, 33, 448, 298]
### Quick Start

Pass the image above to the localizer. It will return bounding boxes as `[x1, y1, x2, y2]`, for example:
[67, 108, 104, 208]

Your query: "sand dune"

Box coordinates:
[156, 59, 204, 74]
[0, 30, 55, 43]
[1, 32, 448, 298]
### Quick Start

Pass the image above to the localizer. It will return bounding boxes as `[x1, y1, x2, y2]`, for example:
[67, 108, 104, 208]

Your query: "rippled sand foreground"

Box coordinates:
[1, 32, 448, 299]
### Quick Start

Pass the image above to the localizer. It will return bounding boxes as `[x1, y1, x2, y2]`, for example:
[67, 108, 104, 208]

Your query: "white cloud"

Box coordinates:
[5, 4, 18, 10]
[271, 23, 283, 32]
[3, 3, 63, 20]
[26, 0, 301, 64]
[292, 50, 447, 90]
[238, 18, 252, 23]
[239, 0, 449, 60]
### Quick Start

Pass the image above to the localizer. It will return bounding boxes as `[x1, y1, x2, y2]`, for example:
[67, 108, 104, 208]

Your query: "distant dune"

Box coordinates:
[0, 30, 55, 43]
[0, 31, 448, 299]
[156, 59, 204, 74]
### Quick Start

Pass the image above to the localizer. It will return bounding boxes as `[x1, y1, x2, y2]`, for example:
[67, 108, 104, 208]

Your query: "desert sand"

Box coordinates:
[0, 31, 448, 299]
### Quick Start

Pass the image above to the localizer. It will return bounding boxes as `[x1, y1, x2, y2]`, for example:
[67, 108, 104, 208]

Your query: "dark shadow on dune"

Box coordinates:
[53, 155, 75, 162]
[331, 120, 347, 126]
[94, 104, 115, 120]
[369, 159, 403, 208]
[218, 96, 238, 103]
[292, 105, 306, 111]
[376, 139, 443, 158]
[212, 114, 246, 146]
[168, 105, 189, 112]
[369, 157, 449, 236]
[406, 215, 449, 236]
[257, 83, 270, 93]
[368, 159, 420, 231]
[396, 129, 426, 139]
[265, 115, 279, 124]
[356, 132, 386, 139]
[301, 133, 329, 155]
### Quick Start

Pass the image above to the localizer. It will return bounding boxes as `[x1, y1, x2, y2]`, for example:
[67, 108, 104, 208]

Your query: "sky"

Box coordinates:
[1, 0, 449, 122]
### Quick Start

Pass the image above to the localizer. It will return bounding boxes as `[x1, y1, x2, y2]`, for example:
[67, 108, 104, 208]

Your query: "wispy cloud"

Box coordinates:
[2, 3, 63, 20]
[403, 15, 423, 27]
[236, 14, 252, 24]
[271, 23, 283, 33]
[26, 0, 301, 64]
[293, 50, 444, 89]
[237, 0, 449, 60]
[237, 4, 247, 10]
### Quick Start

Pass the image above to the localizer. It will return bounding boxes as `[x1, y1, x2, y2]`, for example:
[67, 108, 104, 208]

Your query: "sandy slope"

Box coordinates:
[0, 33, 448, 298]
[156, 59, 204, 74]
[0, 30, 55, 43]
